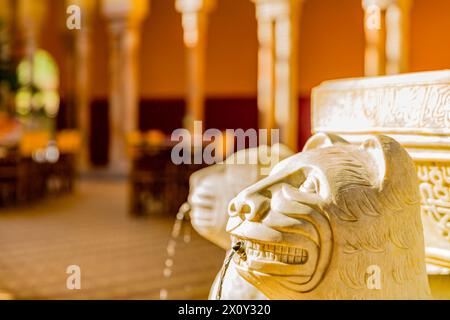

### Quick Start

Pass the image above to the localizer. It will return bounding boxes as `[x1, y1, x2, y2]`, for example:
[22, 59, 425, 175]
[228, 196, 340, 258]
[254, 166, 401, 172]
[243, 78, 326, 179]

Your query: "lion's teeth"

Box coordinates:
[301, 250, 308, 263]
[239, 239, 307, 264]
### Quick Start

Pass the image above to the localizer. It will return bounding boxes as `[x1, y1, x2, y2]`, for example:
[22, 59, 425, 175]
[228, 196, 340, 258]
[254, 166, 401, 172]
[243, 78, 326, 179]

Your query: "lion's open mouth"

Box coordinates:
[231, 236, 308, 265]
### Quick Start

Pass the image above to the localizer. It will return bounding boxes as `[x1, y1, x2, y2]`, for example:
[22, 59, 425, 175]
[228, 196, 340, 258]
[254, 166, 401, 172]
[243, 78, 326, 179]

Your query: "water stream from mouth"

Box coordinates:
[159, 202, 191, 300]
[160, 204, 247, 300]
[215, 241, 247, 300]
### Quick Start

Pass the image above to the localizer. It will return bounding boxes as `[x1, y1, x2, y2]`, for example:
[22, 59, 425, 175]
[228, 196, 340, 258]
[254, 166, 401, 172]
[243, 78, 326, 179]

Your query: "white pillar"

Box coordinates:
[66, 0, 95, 172]
[386, 0, 412, 74]
[176, 0, 216, 132]
[17, 0, 47, 62]
[363, 0, 412, 76]
[102, 0, 149, 175]
[252, 0, 302, 151]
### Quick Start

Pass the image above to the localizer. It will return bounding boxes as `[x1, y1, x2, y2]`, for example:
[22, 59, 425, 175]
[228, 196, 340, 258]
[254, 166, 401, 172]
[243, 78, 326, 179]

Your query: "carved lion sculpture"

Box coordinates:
[188, 144, 293, 299]
[226, 133, 432, 299]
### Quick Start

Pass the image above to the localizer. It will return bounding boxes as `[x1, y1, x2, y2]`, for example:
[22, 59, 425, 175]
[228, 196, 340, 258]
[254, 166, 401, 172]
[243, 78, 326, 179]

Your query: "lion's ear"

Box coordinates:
[360, 136, 388, 187]
[360, 135, 419, 205]
[303, 133, 348, 151]
[360, 134, 414, 189]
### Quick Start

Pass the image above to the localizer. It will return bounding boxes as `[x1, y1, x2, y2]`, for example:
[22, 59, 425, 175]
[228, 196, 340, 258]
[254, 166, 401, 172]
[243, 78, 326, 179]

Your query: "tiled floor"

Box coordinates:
[0, 179, 224, 299]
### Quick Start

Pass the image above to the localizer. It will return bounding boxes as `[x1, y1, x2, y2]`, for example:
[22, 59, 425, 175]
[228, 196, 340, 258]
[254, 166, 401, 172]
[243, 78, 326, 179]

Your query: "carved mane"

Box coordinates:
[227, 134, 431, 300]
[315, 137, 430, 299]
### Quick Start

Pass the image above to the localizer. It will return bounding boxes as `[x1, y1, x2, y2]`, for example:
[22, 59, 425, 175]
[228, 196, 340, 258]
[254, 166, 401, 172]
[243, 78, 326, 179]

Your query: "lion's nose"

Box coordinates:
[228, 193, 270, 222]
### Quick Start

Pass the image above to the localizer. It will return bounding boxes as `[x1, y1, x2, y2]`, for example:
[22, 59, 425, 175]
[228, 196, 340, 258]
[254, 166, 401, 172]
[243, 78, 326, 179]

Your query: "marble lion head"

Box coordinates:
[189, 144, 293, 250]
[227, 133, 431, 299]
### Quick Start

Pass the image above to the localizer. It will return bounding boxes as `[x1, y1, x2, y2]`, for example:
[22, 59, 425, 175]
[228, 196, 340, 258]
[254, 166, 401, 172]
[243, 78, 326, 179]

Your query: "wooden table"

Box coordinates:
[129, 138, 207, 217]
[0, 130, 80, 208]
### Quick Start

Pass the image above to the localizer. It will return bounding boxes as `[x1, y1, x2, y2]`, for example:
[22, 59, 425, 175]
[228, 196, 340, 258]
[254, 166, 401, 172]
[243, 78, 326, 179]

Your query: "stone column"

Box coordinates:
[175, 0, 215, 132]
[0, 0, 13, 114]
[385, 0, 412, 74]
[363, 0, 412, 76]
[16, 0, 47, 83]
[65, 0, 95, 173]
[252, 0, 302, 151]
[102, 0, 149, 175]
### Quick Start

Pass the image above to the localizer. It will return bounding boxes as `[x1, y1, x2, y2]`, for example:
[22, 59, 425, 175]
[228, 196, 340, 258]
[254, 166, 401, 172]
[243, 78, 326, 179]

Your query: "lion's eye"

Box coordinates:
[299, 176, 318, 193]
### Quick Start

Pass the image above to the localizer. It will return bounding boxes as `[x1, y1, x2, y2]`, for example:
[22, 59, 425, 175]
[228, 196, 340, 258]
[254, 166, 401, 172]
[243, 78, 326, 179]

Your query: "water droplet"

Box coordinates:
[167, 240, 176, 256]
[176, 212, 185, 220]
[160, 203, 192, 299]
[165, 259, 173, 268]
[160, 289, 168, 300]
[171, 221, 182, 238]
[183, 224, 192, 243]
[163, 268, 172, 278]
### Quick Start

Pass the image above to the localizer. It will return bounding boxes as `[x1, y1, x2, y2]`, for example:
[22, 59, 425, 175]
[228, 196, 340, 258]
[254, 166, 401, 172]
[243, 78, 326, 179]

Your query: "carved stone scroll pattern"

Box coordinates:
[313, 84, 450, 132]
[417, 163, 450, 242]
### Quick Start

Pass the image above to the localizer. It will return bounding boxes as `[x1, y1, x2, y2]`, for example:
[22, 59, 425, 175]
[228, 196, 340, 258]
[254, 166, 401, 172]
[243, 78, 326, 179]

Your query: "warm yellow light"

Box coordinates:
[43, 90, 60, 118]
[15, 87, 32, 115]
[17, 49, 59, 89]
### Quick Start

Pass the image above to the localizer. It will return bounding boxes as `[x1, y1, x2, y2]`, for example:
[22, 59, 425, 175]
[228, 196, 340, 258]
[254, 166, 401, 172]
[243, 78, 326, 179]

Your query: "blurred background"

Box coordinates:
[0, 0, 448, 299]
